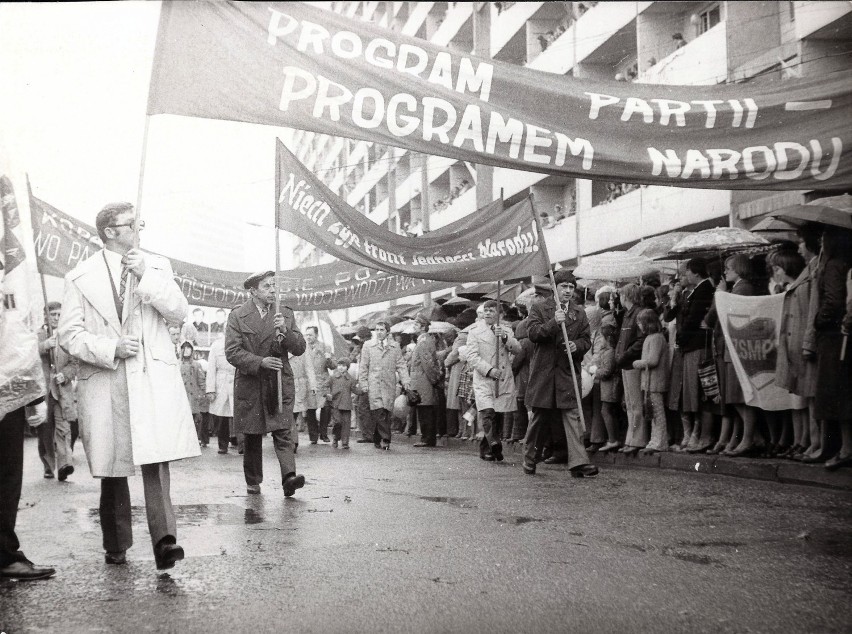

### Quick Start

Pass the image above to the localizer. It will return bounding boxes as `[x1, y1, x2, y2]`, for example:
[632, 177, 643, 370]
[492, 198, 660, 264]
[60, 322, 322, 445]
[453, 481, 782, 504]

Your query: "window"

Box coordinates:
[697, 4, 721, 35]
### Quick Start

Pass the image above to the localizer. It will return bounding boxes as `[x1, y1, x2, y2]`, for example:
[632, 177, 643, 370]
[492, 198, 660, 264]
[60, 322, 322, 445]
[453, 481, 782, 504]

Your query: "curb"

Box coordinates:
[390, 432, 852, 491]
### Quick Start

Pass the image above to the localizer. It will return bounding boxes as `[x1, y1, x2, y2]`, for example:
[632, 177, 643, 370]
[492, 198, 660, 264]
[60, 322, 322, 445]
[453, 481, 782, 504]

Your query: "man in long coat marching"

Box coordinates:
[523, 270, 598, 478]
[358, 320, 409, 449]
[225, 271, 306, 497]
[58, 202, 200, 570]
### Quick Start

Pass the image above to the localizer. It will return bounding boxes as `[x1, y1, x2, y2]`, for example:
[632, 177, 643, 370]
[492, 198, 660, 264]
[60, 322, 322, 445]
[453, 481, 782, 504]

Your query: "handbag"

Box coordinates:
[697, 330, 721, 403]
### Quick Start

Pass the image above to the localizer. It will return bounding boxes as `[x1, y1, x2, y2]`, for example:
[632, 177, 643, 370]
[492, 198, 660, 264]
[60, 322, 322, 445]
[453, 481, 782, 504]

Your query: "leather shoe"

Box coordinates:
[413, 442, 435, 448]
[825, 453, 852, 472]
[283, 474, 305, 497]
[0, 559, 56, 580]
[154, 541, 184, 570]
[57, 465, 74, 481]
[522, 462, 536, 475]
[104, 551, 127, 565]
[491, 443, 504, 462]
[246, 484, 261, 495]
[570, 464, 599, 478]
[320, 436, 331, 443]
[43, 470, 54, 479]
[543, 455, 567, 464]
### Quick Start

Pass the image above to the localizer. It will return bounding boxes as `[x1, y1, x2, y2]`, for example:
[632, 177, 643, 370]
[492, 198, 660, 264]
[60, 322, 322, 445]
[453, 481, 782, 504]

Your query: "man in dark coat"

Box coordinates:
[226, 271, 306, 497]
[523, 270, 598, 478]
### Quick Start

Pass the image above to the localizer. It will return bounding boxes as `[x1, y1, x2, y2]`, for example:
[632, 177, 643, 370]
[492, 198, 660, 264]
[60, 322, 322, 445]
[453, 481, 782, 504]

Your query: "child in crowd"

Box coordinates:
[633, 309, 670, 453]
[326, 358, 359, 449]
[595, 322, 621, 452]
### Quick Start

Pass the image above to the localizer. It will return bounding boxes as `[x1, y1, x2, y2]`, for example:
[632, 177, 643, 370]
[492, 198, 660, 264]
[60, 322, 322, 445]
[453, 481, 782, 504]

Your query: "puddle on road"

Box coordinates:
[496, 516, 545, 525]
[76, 504, 265, 530]
[418, 496, 477, 509]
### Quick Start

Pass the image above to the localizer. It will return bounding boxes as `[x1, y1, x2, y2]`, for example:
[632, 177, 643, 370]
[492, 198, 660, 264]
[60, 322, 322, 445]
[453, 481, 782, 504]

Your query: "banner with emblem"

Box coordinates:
[715, 291, 804, 411]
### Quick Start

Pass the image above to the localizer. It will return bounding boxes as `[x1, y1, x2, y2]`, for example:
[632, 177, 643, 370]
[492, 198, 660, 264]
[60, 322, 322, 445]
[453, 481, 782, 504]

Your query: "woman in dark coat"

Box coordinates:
[812, 229, 852, 470]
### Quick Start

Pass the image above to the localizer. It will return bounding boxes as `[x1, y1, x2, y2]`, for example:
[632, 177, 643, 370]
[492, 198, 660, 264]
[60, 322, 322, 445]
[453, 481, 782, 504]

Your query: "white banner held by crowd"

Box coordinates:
[715, 291, 803, 411]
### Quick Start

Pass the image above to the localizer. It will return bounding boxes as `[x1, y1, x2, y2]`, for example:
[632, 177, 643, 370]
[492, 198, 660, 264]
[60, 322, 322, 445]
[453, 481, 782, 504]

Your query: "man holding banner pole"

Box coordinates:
[225, 272, 306, 498]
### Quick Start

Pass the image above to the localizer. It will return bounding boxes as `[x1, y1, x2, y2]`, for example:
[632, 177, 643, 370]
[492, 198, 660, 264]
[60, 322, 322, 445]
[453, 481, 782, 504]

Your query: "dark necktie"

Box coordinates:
[118, 266, 130, 319]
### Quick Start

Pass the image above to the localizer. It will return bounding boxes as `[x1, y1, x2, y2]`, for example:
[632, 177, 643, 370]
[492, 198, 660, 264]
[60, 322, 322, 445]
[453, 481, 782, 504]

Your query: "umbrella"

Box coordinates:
[455, 281, 496, 299]
[514, 287, 538, 307]
[483, 281, 527, 303]
[772, 194, 852, 230]
[750, 216, 798, 233]
[442, 296, 474, 315]
[573, 252, 658, 282]
[626, 231, 690, 260]
[337, 325, 358, 337]
[390, 319, 418, 334]
[428, 321, 458, 335]
[668, 227, 769, 257]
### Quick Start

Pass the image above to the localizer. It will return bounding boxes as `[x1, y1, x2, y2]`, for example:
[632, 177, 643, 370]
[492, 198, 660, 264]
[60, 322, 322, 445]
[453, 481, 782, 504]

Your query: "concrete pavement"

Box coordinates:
[2, 433, 851, 633]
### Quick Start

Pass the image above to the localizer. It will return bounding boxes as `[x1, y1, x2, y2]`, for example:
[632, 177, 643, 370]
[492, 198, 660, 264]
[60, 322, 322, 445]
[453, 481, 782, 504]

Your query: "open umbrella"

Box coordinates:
[483, 281, 527, 303]
[442, 296, 474, 315]
[772, 194, 852, 230]
[573, 251, 658, 282]
[668, 227, 769, 258]
[455, 281, 497, 299]
[626, 231, 690, 260]
[390, 319, 418, 334]
[428, 321, 458, 335]
[514, 287, 538, 307]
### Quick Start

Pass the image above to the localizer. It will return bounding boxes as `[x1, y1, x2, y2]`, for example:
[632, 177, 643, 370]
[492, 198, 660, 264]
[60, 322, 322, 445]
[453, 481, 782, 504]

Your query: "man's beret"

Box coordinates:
[244, 271, 275, 289]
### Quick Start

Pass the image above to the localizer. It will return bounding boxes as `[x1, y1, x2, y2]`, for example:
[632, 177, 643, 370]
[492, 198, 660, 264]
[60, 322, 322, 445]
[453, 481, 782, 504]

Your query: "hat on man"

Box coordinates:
[244, 271, 275, 289]
[531, 274, 552, 294]
[356, 325, 373, 342]
[552, 268, 576, 287]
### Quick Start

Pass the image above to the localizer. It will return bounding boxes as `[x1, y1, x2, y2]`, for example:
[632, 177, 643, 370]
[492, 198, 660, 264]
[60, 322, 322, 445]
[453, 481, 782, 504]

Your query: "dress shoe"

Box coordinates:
[283, 474, 305, 497]
[57, 465, 74, 481]
[706, 443, 726, 455]
[104, 551, 127, 565]
[491, 443, 504, 462]
[825, 453, 852, 472]
[543, 455, 567, 464]
[320, 436, 331, 443]
[246, 484, 261, 495]
[356, 438, 373, 443]
[480, 452, 495, 461]
[570, 464, 599, 478]
[728, 445, 760, 458]
[1, 559, 56, 580]
[218, 448, 228, 454]
[522, 462, 536, 475]
[599, 441, 620, 453]
[686, 444, 712, 454]
[413, 442, 436, 448]
[154, 541, 184, 571]
[43, 470, 54, 479]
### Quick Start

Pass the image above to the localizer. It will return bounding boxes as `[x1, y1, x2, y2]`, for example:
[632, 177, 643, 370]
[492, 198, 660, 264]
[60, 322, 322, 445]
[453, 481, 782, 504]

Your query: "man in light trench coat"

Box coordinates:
[58, 202, 200, 570]
[466, 300, 521, 462]
[225, 271, 306, 497]
[358, 320, 409, 449]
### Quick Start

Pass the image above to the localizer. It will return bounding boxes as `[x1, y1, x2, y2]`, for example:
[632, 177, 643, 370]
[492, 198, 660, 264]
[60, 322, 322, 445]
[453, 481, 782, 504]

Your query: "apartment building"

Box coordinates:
[285, 1, 852, 291]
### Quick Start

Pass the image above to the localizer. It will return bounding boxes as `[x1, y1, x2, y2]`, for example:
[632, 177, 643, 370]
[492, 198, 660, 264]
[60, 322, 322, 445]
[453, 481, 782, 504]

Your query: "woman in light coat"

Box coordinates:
[291, 352, 317, 431]
[206, 337, 236, 453]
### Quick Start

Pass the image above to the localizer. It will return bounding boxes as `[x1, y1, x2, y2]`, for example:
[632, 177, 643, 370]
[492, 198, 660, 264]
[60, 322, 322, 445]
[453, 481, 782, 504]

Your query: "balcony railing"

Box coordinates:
[638, 21, 727, 86]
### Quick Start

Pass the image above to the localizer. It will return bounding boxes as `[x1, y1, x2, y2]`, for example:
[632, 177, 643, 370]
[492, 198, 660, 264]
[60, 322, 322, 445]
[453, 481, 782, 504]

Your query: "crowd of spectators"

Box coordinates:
[339, 222, 852, 473]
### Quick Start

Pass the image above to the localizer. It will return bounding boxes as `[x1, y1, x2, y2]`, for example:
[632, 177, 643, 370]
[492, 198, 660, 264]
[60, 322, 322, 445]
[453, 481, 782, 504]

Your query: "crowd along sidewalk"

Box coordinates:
[390, 431, 852, 491]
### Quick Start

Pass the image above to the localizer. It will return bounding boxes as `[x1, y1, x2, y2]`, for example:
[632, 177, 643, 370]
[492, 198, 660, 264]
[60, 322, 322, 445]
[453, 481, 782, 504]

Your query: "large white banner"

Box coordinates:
[715, 291, 803, 411]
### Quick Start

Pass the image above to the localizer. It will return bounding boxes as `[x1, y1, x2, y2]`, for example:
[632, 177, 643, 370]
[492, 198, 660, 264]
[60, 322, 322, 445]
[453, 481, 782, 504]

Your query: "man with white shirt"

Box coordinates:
[58, 202, 200, 570]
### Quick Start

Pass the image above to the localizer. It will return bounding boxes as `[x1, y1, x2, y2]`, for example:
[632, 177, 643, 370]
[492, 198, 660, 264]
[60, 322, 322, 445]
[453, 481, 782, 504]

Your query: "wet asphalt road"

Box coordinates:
[2, 433, 851, 634]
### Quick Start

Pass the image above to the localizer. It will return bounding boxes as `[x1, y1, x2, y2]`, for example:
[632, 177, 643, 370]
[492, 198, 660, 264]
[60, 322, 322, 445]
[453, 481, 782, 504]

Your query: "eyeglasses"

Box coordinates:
[108, 220, 145, 231]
